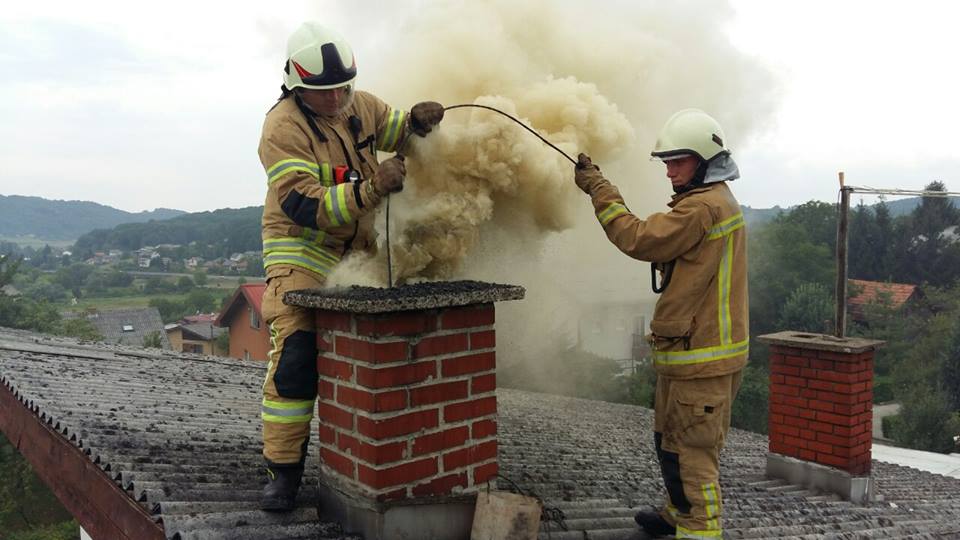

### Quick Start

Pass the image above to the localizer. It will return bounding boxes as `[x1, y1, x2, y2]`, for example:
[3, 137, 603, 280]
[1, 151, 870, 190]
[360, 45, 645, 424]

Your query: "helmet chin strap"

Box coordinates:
[672, 159, 708, 194]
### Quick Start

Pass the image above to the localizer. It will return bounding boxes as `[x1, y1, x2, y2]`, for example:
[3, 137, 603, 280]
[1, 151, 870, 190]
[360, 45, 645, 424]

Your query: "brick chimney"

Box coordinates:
[284, 281, 524, 540]
[758, 331, 884, 503]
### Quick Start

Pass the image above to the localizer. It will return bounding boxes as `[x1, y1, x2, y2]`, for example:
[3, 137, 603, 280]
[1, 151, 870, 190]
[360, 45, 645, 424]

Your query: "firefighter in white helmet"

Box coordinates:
[574, 109, 748, 539]
[257, 22, 444, 512]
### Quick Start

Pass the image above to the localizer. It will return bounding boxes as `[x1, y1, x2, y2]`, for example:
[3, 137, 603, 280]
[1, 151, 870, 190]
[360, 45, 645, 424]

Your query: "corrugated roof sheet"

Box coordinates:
[2, 327, 960, 539]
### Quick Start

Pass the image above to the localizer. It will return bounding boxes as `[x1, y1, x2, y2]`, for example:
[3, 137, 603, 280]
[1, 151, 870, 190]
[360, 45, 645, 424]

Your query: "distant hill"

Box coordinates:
[879, 196, 960, 217]
[0, 195, 186, 241]
[73, 206, 263, 255]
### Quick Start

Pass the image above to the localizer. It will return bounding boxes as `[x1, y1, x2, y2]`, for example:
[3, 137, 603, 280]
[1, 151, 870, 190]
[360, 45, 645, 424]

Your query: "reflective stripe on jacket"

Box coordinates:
[588, 181, 748, 379]
[258, 91, 409, 279]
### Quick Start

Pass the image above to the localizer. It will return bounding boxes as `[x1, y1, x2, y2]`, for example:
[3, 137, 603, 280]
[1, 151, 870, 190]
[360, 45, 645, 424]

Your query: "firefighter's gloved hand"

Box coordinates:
[575, 153, 606, 194]
[410, 101, 444, 137]
[372, 155, 406, 195]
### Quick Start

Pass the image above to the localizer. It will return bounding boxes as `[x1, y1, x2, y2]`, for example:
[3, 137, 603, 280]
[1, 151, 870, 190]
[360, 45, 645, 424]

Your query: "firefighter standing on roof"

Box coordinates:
[257, 22, 444, 512]
[574, 109, 747, 539]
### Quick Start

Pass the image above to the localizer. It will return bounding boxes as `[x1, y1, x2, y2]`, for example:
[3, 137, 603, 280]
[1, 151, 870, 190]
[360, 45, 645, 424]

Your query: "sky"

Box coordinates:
[1, 0, 959, 213]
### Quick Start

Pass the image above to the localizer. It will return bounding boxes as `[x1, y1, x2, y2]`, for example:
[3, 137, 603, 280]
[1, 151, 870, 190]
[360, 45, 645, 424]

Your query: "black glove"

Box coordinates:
[372, 155, 406, 195]
[574, 153, 606, 194]
[410, 101, 444, 137]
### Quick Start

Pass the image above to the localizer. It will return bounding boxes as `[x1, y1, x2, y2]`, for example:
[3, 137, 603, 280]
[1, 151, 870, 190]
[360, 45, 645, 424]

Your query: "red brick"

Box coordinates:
[808, 379, 834, 392]
[771, 384, 800, 397]
[441, 304, 495, 330]
[799, 388, 818, 399]
[770, 392, 785, 405]
[471, 374, 496, 395]
[808, 420, 834, 434]
[472, 419, 497, 439]
[770, 414, 784, 425]
[443, 440, 498, 470]
[784, 375, 806, 387]
[800, 368, 820, 379]
[800, 429, 816, 440]
[336, 336, 409, 364]
[318, 379, 335, 400]
[337, 386, 407, 413]
[770, 373, 785, 385]
[317, 310, 352, 332]
[411, 381, 469, 407]
[816, 411, 851, 426]
[771, 424, 800, 438]
[857, 369, 873, 382]
[798, 408, 817, 420]
[834, 361, 862, 374]
[474, 462, 499, 485]
[784, 355, 809, 368]
[356, 312, 436, 337]
[317, 334, 332, 353]
[338, 433, 407, 465]
[321, 447, 355, 478]
[319, 424, 336, 445]
[412, 426, 470, 456]
[807, 440, 834, 455]
[442, 352, 496, 377]
[799, 449, 817, 461]
[783, 435, 807, 449]
[817, 370, 859, 384]
[318, 402, 354, 430]
[358, 457, 438, 489]
[318, 356, 353, 381]
[412, 472, 468, 497]
[376, 487, 408, 502]
[817, 432, 854, 448]
[356, 361, 436, 389]
[808, 400, 835, 414]
[768, 351, 787, 361]
[412, 333, 469, 358]
[782, 416, 808, 429]
[357, 409, 439, 440]
[818, 350, 861, 362]
[444, 396, 497, 422]
[783, 396, 808, 408]
[770, 440, 799, 456]
[769, 403, 801, 417]
[470, 330, 496, 350]
[810, 359, 835, 370]
[833, 425, 854, 437]
[771, 364, 800, 377]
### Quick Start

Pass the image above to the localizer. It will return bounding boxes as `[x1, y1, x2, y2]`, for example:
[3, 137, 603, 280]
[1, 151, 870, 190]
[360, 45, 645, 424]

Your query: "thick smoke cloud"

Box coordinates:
[324, 0, 778, 369]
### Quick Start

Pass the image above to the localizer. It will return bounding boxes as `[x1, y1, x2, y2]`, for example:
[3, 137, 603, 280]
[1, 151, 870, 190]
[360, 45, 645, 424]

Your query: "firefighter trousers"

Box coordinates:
[653, 371, 742, 539]
[260, 266, 323, 466]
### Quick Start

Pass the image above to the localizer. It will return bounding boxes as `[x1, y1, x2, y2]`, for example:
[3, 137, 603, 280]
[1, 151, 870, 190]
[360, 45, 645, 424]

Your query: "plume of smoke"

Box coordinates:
[324, 0, 778, 382]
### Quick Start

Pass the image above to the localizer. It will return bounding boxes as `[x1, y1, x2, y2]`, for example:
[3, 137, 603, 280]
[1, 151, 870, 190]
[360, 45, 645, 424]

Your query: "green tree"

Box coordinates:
[731, 366, 769, 434]
[942, 321, 960, 411]
[59, 318, 104, 341]
[143, 331, 163, 348]
[184, 289, 216, 314]
[176, 275, 195, 292]
[0, 434, 76, 538]
[193, 270, 208, 287]
[777, 282, 833, 333]
[149, 298, 185, 323]
[214, 330, 230, 356]
[894, 386, 960, 452]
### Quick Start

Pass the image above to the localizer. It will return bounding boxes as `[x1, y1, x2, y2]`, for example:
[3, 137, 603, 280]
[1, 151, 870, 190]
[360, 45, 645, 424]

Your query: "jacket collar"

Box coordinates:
[668, 182, 723, 208]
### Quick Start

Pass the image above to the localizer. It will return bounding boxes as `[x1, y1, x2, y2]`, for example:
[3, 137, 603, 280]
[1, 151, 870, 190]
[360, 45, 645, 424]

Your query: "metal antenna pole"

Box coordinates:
[835, 171, 850, 337]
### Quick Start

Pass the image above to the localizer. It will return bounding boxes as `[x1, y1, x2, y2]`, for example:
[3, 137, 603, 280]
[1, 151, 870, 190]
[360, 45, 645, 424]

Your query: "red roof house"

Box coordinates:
[215, 283, 269, 361]
[847, 279, 920, 321]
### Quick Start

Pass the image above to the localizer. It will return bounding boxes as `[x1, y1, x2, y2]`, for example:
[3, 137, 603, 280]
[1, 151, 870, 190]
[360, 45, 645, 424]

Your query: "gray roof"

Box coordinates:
[2, 326, 960, 539]
[69, 308, 171, 350]
[179, 323, 226, 342]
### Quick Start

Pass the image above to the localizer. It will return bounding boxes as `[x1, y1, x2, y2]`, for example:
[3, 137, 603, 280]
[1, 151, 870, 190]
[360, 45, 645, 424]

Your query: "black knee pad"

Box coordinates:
[274, 330, 319, 399]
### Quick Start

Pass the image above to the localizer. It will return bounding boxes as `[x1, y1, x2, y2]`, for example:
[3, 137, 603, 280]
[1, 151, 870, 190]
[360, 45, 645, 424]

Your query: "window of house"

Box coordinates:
[122, 324, 134, 332]
[185, 343, 203, 354]
[250, 307, 260, 329]
[244, 350, 251, 361]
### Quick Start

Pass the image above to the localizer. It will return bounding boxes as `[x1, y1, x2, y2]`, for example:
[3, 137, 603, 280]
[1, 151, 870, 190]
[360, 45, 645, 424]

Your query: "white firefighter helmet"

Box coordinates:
[651, 109, 728, 162]
[283, 22, 357, 91]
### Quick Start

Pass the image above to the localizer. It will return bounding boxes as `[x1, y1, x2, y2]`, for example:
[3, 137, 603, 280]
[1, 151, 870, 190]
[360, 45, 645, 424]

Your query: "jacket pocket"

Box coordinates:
[649, 317, 695, 351]
[666, 382, 728, 448]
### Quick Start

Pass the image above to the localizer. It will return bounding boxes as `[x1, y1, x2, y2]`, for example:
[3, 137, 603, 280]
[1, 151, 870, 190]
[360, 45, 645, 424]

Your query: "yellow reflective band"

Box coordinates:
[263, 253, 334, 276]
[263, 323, 279, 391]
[702, 483, 720, 531]
[263, 238, 340, 267]
[267, 159, 320, 185]
[262, 398, 316, 424]
[377, 109, 407, 152]
[653, 339, 749, 366]
[320, 163, 333, 186]
[323, 184, 352, 226]
[598, 202, 629, 226]
[717, 234, 734, 345]
[676, 525, 722, 539]
[706, 212, 744, 240]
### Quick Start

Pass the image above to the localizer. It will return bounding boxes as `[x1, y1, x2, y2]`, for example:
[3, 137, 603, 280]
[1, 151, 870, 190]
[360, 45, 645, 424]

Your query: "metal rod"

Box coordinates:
[846, 185, 960, 197]
[386, 193, 393, 288]
[835, 172, 850, 337]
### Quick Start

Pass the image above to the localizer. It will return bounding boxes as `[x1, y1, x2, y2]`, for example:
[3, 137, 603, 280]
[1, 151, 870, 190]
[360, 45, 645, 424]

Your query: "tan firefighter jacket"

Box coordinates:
[258, 91, 409, 280]
[587, 180, 748, 379]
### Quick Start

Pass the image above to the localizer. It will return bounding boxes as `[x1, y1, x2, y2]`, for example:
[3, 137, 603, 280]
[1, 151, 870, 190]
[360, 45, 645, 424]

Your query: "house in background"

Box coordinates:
[215, 283, 268, 361]
[67, 307, 171, 349]
[848, 279, 921, 322]
[165, 320, 227, 356]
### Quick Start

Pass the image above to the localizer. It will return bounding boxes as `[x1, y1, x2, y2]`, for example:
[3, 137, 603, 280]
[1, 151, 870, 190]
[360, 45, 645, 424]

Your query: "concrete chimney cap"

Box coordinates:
[757, 331, 885, 354]
[282, 280, 525, 314]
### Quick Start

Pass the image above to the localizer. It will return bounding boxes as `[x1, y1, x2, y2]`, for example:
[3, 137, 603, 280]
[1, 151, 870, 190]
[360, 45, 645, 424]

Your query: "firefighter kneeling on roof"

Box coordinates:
[257, 22, 444, 512]
[575, 109, 748, 539]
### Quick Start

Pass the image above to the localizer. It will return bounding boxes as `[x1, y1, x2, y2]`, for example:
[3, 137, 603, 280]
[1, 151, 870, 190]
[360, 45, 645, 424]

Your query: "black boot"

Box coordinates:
[260, 465, 303, 512]
[634, 509, 676, 538]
